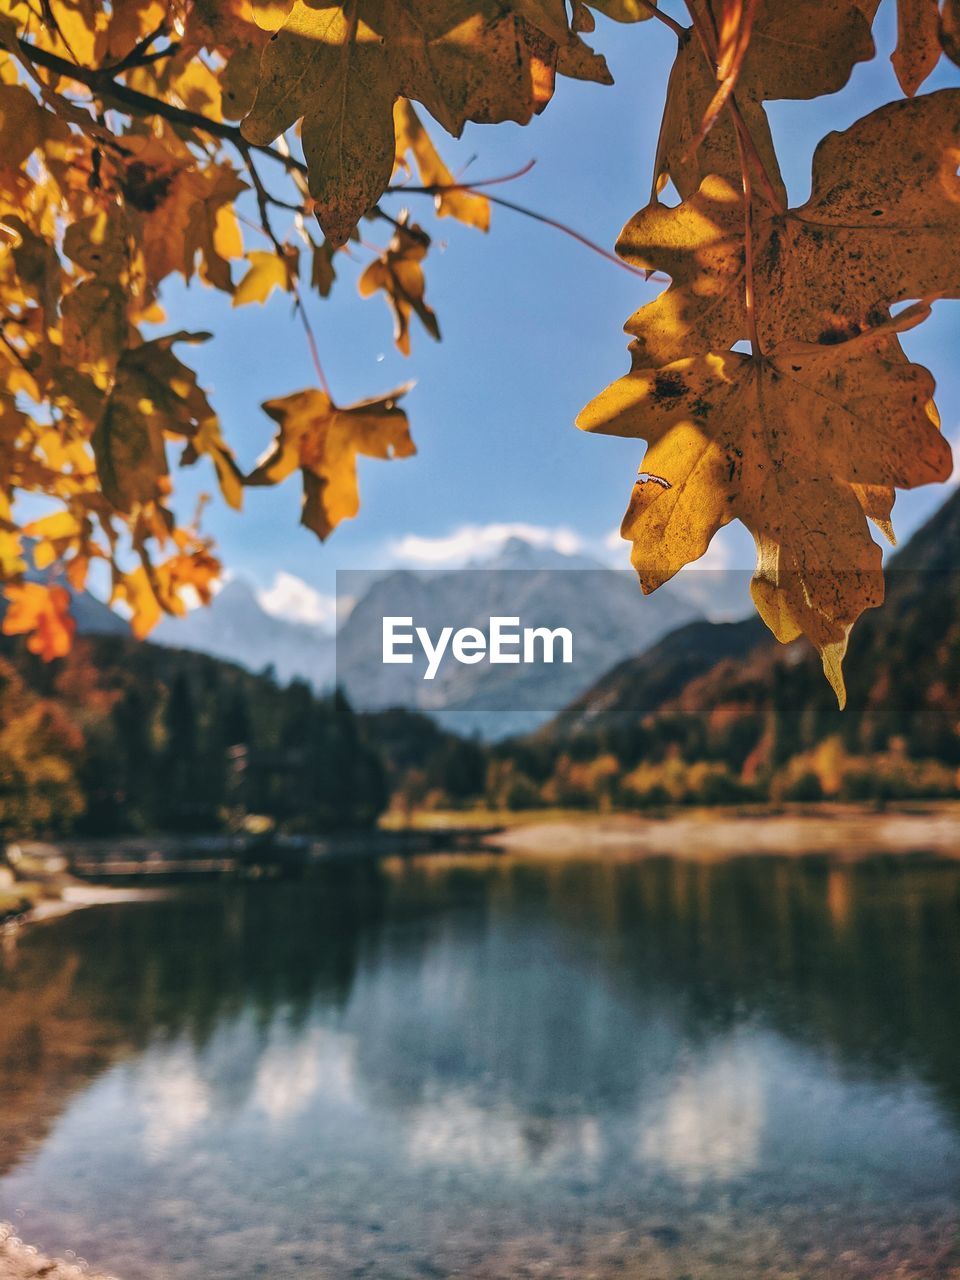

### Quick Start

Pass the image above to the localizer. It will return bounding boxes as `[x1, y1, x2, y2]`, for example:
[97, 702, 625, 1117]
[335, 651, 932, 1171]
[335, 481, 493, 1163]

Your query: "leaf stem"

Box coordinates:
[681, 0, 784, 212]
[383, 181, 650, 278]
[734, 124, 762, 357]
[634, 0, 687, 38]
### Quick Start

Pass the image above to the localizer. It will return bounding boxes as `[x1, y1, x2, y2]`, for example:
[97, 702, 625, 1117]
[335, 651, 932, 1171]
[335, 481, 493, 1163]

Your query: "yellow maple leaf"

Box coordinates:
[359, 218, 441, 356]
[393, 99, 490, 232]
[619, 90, 960, 368]
[2, 581, 76, 661]
[232, 248, 295, 307]
[578, 308, 952, 704]
[247, 386, 416, 540]
[240, 1, 562, 245]
[656, 0, 874, 202]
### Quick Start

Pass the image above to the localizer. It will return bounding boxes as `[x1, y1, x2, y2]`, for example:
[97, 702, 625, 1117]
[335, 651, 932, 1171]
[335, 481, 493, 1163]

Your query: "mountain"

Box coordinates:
[153, 578, 336, 688]
[547, 615, 769, 738]
[333, 539, 702, 736]
[536, 487, 960, 778]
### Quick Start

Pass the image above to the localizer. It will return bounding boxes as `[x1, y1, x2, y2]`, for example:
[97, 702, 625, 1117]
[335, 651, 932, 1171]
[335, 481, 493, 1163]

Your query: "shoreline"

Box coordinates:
[480, 803, 960, 858]
[0, 884, 170, 935]
[0, 1226, 114, 1280]
[5, 802, 960, 915]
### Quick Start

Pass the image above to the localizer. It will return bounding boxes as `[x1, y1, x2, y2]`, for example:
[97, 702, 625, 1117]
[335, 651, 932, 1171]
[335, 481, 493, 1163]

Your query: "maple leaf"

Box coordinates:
[117, 134, 247, 293]
[656, 0, 874, 202]
[232, 248, 297, 307]
[113, 565, 161, 639]
[94, 333, 238, 513]
[393, 99, 490, 232]
[310, 237, 338, 297]
[578, 308, 952, 703]
[240, 1, 563, 245]
[620, 90, 960, 368]
[246, 387, 415, 540]
[2, 582, 75, 661]
[359, 218, 440, 356]
[0, 82, 71, 170]
[893, 0, 943, 95]
[943, 0, 960, 67]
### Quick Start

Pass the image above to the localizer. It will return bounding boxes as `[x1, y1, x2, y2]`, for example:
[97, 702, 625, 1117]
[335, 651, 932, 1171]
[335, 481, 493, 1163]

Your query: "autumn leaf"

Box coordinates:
[620, 90, 960, 368]
[113, 566, 161, 640]
[233, 248, 296, 307]
[240, 1, 563, 245]
[656, 0, 874, 201]
[310, 237, 338, 297]
[0, 489, 24, 579]
[578, 308, 951, 703]
[393, 99, 490, 232]
[2, 582, 76, 661]
[359, 218, 441, 356]
[94, 333, 236, 513]
[247, 387, 416, 540]
[23, 510, 84, 571]
[0, 83, 71, 170]
[62, 280, 130, 376]
[893, 0, 942, 95]
[942, 0, 960, 66]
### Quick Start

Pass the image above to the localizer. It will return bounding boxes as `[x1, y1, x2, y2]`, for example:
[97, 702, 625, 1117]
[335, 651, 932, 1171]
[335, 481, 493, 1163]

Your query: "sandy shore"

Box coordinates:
[488, 804, 960, 859]
[0, 1227, 115, 1280]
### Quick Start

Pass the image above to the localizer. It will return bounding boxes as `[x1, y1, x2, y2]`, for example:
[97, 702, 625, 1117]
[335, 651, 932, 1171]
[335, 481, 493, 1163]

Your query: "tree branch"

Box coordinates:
[9, 36, 309, 179]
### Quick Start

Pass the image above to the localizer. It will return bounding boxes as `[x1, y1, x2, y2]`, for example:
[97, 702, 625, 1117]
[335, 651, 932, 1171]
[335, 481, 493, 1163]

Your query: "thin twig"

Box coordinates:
[238, 157, 333, 398]
[426, 189, 651, 278]
[295, 300, 332, 399]
[634, 0, 687, 38]
[102, 21, 170, 75]
[386, 159, 537, 196]
[241, 145, 284, 253]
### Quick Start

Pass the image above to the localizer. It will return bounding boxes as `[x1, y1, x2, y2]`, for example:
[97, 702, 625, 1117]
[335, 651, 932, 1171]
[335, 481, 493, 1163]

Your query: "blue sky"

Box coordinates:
[154, 0, 960, 621]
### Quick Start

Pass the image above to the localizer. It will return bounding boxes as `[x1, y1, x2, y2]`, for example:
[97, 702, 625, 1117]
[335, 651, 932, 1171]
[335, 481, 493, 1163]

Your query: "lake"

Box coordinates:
[2, 850, 960, 1278]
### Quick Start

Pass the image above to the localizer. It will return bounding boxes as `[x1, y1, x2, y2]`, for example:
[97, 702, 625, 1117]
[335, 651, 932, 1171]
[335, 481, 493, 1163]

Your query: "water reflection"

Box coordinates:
[1, 853, 960, 1278]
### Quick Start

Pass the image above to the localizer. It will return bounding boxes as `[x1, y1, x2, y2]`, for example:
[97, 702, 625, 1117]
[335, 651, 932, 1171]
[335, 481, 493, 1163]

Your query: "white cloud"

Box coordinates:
[257, 571, 337, 630]
[388, 522, 585, 568]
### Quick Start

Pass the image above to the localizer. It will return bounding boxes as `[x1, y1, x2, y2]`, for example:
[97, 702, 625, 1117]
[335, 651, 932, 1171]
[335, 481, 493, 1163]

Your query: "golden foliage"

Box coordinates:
[581, 16, 960, 700]
[0, 0, 956, 693]
[580, 309, 950, 703]
[247, 386, 415, 540]
[359, 217, 440, 356]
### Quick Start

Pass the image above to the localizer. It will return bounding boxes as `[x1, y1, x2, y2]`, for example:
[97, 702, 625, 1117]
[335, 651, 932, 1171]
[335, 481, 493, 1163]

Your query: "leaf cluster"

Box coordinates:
[0, 0, 957, 695]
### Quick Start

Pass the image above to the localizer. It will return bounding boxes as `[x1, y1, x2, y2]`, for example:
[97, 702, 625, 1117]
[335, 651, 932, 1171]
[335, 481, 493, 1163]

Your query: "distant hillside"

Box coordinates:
[154, 578, 336, 689]
[547, 616, 768, 738]
[492, 489, 960, 807]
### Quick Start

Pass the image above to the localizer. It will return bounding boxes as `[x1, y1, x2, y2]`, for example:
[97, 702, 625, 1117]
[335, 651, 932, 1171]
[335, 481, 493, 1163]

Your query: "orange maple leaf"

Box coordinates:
[2, 582, 77, 661]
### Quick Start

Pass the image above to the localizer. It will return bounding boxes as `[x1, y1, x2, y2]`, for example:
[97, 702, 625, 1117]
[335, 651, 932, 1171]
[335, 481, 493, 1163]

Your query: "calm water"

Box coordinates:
[2, 852, 960, 1279]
